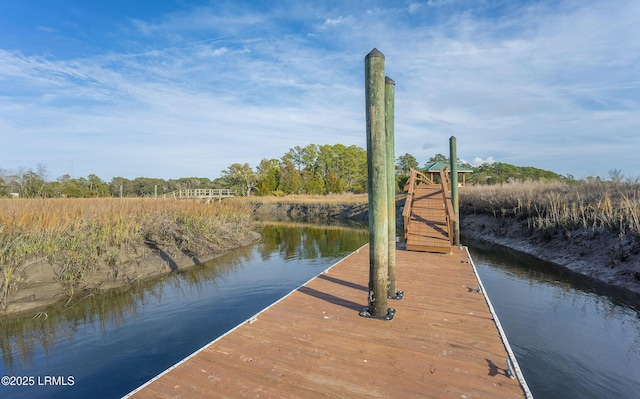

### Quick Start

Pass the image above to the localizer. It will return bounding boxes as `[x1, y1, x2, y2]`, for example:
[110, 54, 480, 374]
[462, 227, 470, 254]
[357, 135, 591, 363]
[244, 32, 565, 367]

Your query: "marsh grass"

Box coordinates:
[0, 198, 255, 308]
[460, 180, 640, 239]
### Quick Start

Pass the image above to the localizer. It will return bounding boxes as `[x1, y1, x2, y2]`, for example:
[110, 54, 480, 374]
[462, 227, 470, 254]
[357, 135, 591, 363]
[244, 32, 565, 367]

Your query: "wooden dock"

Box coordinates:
[165, 189, 236, 200]
[125, 245, 530, 399]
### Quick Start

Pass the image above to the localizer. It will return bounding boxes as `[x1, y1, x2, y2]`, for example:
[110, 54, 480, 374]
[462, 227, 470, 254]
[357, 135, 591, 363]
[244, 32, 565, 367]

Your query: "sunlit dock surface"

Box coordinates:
[125, 245, 529, 398]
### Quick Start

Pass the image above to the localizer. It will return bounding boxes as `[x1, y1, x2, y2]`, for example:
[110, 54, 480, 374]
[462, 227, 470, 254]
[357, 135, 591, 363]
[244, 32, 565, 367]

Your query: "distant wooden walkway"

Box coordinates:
[125, 246, 530, 399]
[165, 189, 236, 200]
[403, 168, 455, 253]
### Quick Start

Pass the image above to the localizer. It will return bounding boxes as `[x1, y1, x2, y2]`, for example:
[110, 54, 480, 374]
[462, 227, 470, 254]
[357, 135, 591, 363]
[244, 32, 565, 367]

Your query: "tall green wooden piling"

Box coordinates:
[385, 76, 398, 299]
[364, 48, 389, 318]
[449, 136, 460, 246]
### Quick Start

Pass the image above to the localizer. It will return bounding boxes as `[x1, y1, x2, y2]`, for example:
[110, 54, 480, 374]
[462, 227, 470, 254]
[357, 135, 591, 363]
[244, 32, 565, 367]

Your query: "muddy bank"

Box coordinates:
[3, 231, 261, 316]
[4, 199, 375, 317]
[251, 201, 369, 221]
[461, 213, 640, 295]
[5, 198, 376, 317]
[250, 198, 406, 225]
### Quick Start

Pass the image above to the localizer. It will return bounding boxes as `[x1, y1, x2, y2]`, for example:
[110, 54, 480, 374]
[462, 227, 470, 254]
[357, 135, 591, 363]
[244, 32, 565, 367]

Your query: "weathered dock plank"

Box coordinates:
[126, 245, 529, 399]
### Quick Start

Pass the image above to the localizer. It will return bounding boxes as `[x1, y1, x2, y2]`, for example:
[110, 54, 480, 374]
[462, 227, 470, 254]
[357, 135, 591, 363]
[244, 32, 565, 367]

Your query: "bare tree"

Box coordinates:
[608, 168, 624, 183]
[221, 163, 257, 196]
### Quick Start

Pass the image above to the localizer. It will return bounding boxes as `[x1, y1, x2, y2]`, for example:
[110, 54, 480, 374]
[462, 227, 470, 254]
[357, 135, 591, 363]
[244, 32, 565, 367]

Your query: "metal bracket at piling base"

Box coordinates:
[359, 307, 396, 321]
[388, 290, 404, 300]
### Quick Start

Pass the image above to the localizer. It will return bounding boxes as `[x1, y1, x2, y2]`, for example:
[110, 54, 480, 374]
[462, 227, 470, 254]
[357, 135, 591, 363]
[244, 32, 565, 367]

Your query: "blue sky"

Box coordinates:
[1, 0, 638, 181]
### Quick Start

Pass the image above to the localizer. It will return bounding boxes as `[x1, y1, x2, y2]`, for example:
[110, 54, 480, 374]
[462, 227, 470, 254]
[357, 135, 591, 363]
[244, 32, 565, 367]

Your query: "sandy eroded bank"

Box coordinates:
[460, 213, 640, 295]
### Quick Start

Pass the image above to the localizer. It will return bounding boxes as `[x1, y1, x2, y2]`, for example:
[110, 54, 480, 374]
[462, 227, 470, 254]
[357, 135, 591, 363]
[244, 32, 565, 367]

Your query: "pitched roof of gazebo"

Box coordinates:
[423, 161, 473, 173]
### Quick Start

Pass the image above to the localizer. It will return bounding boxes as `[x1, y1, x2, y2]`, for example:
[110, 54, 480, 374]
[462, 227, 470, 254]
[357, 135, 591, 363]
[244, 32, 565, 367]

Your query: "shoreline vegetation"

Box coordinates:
[3, 181, 640, 317]
[459, 180, 640, 296]
[0, 198, 259, 315]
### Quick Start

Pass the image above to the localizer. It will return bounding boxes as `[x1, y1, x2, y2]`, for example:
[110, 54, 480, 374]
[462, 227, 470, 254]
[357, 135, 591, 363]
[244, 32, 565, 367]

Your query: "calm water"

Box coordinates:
[468, 239, 640, 399]
[2, 224, 639, 399]
[0, 223, 368, 399]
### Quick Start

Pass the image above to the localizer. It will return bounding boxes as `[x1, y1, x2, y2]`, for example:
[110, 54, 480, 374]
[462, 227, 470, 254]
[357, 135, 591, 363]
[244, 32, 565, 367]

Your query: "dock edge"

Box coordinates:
[465, 247, 534, 399]
[121, 244, 368, 399]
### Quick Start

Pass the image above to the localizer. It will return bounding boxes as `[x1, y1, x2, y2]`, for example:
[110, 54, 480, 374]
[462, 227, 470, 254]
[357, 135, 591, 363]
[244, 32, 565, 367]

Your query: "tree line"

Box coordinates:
[395, 153, 570, 186]
[1, 144, 577, 198]
[223, 144, 368, 196]
[0, 164, 220, 198]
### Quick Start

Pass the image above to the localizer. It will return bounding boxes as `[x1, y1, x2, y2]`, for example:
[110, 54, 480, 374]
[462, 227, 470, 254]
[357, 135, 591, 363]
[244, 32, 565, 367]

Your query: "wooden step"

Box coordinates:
[406, 183, 452, 253]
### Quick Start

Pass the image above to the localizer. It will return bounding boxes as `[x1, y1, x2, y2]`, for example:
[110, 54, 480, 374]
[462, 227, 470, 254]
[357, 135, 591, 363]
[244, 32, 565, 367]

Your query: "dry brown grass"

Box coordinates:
[460, 180, 640, 238]
[0, 198, 256, 308]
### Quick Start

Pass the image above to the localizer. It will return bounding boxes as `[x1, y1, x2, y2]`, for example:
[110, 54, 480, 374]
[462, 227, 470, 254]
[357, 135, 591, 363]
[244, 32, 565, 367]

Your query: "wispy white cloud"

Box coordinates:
[129, 19, 156, 37]
[321, 16, 352, 27]
[427, 0, 456, 7]
[36, 26, 57, 33]
[469, 157, 495, 166]
[1, 0, 638, 180]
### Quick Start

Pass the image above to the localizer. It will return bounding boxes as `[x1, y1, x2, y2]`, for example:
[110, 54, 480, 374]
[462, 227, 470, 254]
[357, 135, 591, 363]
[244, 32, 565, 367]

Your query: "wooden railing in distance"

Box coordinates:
[402, 168, 435, 240]
[165, 189, 236, 199]
[439, 168, 456, 248]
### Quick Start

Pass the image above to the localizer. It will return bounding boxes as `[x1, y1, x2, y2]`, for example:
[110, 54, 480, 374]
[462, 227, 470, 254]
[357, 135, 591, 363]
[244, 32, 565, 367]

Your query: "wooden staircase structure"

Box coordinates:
[402, 168, 455, 253]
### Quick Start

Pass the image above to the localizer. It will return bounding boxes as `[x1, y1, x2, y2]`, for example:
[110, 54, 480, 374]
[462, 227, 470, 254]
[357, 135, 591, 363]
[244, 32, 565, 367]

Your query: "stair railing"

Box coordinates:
[402, 168, 435, 239]
[439, 168, 456, 247]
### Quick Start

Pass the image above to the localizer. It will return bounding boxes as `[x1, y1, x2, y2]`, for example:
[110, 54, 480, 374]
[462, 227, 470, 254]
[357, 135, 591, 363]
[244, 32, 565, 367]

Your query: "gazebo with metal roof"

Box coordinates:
[423, 161, 473, 186]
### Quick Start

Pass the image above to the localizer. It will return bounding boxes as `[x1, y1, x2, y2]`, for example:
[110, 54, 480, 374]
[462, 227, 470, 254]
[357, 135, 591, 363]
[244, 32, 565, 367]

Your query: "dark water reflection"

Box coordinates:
[467, 238, 640, 399]
[4, 223, 639, 399]
[0, 223, 368, 399]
